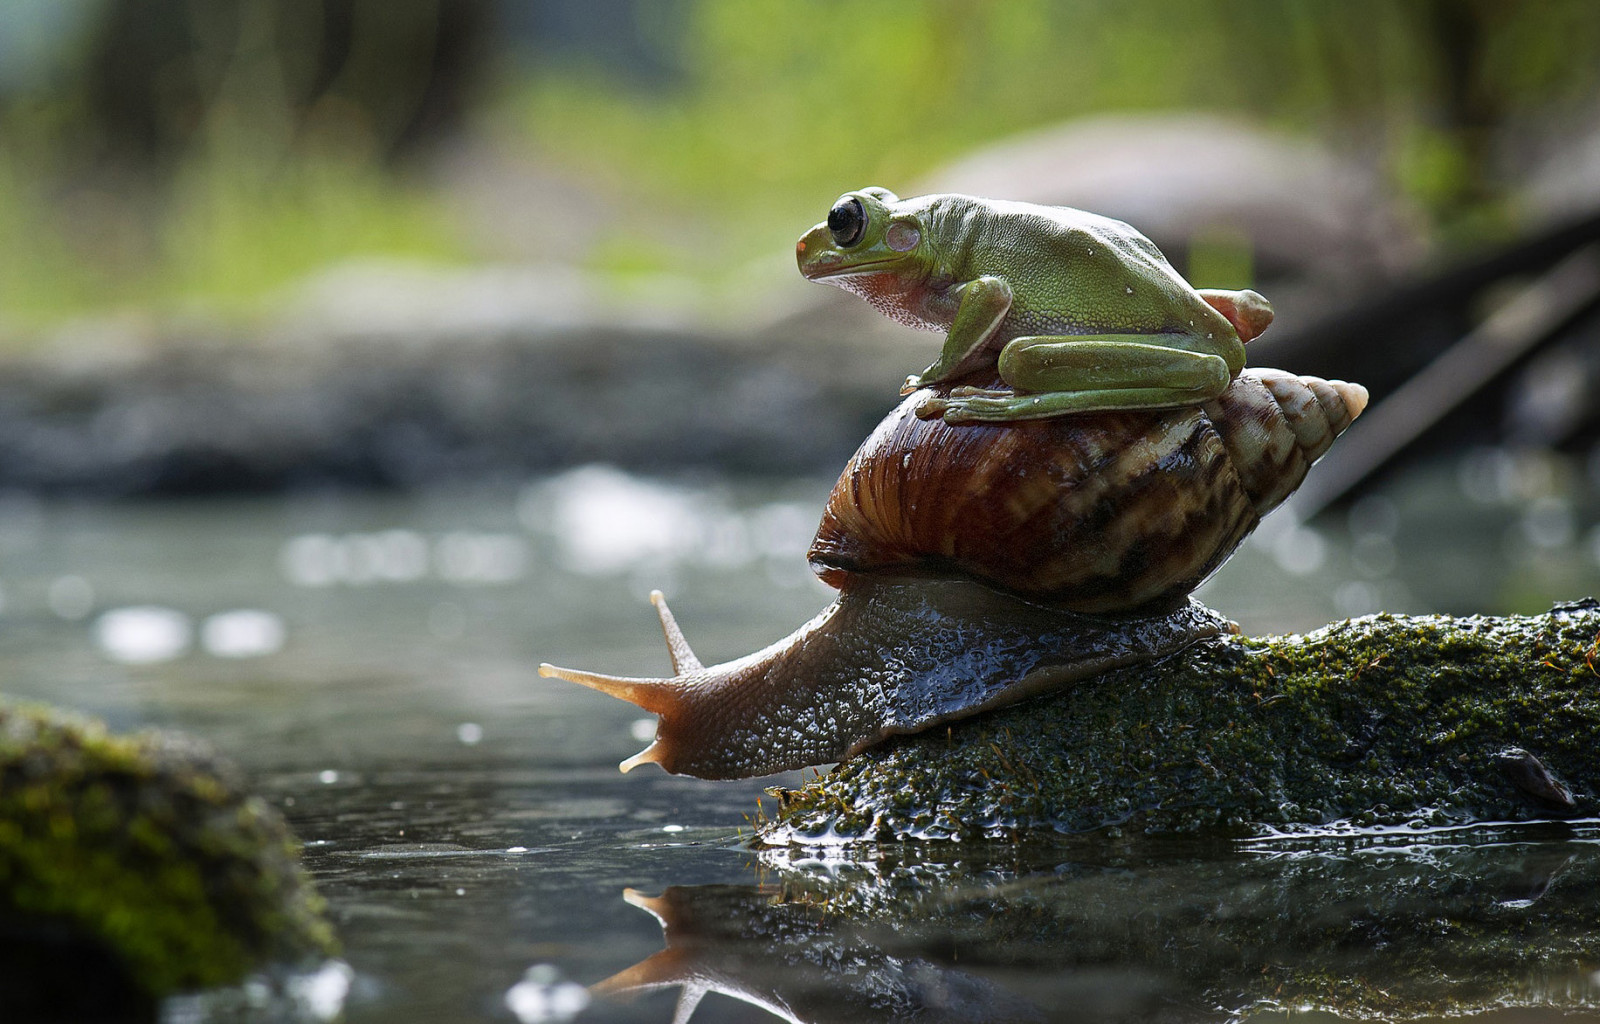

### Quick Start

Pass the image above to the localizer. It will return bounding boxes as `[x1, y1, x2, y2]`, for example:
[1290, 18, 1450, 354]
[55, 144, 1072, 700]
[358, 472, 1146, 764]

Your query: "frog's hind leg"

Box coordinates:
[919, 335, 1230, 423]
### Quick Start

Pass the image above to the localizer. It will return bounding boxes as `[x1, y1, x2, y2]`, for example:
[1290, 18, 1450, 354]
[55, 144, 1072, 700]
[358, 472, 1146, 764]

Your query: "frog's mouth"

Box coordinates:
[798, 255, 901, 281]
[796, 223, 908, 281]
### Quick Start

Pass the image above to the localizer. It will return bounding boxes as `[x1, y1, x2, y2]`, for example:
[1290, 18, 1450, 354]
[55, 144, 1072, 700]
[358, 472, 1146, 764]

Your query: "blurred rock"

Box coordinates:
[0, 266, 898, 495]
[920, 113, 1429, 325]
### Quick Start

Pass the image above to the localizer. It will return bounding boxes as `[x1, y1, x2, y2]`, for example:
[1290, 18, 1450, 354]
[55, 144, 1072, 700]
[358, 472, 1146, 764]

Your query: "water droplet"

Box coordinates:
[201, 609, 286, 658]
[506, 965, 590, 1023]
[1333, 580, 1381, 617]
[287, 961, 354, 1022]
[1521, 495, 1574, 549]
[457, 722, 484, 745]
[1270, 525, 1327, 576]
[94, 606, 191, 664]
[280, 535, 339, 587]
[319, 770, 340, 784]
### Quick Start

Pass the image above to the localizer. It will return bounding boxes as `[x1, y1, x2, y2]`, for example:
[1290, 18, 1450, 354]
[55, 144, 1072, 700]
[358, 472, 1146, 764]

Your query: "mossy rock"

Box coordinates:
[761, 600, 1600, 843]
[0, 700, 336, 1001]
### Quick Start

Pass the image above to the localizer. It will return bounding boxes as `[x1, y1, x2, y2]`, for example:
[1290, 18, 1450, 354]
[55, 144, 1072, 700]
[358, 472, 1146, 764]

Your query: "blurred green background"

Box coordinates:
[2, 0, 1597, 335]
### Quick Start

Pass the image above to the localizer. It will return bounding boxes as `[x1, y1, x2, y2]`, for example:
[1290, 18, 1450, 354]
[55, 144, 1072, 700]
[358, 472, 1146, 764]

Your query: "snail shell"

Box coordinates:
[541, 367, 1367, 779]
[814, 367, 1367, 613]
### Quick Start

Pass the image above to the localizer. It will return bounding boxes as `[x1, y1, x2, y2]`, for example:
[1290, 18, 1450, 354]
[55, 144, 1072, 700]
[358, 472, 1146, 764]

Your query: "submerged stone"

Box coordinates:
[761, 600, 1600, 843]
[0, 700, 336, 1002]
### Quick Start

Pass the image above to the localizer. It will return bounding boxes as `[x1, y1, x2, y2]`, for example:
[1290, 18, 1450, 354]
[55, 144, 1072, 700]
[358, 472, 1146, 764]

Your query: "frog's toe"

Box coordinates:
[900, 374, 925, 396]
[941, 394, 1047, 424]
[939, 397, 1004, 424]
[914, 395, 949, 420]
[947, 386, 1012, 399]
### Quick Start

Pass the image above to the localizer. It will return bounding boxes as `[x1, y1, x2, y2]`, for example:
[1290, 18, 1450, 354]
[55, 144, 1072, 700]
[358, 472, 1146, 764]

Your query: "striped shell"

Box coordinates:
[811, 368, 1367, 614]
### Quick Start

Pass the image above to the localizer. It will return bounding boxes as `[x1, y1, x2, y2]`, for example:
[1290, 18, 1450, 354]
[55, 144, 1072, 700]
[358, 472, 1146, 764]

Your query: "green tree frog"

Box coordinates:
[796, 187, 1273, 424]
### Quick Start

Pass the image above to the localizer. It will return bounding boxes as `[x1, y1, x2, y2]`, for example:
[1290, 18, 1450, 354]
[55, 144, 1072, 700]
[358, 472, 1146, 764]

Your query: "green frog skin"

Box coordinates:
[796, 187, 1274, 424]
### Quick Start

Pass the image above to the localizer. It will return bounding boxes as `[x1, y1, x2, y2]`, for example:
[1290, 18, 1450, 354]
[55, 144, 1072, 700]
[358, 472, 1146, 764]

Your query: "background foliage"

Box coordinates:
[0, 0, 1597, 329]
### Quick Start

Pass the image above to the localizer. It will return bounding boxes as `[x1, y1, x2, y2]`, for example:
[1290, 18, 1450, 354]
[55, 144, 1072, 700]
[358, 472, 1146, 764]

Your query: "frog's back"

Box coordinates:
[929, 195, 1221, 338]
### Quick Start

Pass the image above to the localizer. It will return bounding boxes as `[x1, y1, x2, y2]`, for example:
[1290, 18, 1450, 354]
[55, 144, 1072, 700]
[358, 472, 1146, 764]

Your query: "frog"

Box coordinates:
[795, 187, 1274, 424]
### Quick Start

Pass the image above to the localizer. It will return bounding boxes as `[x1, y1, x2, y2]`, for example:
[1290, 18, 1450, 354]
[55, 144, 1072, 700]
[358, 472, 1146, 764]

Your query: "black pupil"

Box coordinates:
[828, 198, 866, 247]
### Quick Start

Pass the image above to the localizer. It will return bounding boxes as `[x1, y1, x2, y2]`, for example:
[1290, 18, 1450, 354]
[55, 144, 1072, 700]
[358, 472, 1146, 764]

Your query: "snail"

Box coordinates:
[540, 366, 1368, 780]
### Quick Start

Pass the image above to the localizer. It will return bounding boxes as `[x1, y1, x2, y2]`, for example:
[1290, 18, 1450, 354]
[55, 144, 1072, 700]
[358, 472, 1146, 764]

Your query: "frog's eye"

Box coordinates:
[827, 198, 867, 248]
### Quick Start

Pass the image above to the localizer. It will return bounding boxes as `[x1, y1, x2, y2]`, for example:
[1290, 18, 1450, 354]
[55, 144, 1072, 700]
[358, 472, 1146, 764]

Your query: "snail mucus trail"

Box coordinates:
[541, 367, 1368, 780]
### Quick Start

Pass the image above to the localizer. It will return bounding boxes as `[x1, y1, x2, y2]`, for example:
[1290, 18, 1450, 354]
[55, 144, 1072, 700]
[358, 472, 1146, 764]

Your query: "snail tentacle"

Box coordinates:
[592, 891, 710, 1021]
[536, 659, 681, 773]
[650, 590, 703, 673]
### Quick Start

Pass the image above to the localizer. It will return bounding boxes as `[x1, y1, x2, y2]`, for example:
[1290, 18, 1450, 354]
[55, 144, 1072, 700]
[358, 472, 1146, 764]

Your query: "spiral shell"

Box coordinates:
[811, 368, 1367, 614]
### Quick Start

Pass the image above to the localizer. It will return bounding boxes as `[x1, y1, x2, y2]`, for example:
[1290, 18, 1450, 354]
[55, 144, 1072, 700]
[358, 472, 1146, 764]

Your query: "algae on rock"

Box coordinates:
[0, 700, 336, 998]
[762, 601, 1600, 843]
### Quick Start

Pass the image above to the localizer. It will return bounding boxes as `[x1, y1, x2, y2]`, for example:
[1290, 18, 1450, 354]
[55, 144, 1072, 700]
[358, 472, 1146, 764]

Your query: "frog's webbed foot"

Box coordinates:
[927, 393, 1051, 424]
[926, 387, 1210, 424]
[916, 386, 1016, 420]
[917, 390, 1049, 423]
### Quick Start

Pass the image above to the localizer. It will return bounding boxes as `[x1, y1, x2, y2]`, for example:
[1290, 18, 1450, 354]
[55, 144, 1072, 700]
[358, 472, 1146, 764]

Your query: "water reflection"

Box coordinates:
[600, 885, 1047, 1024]
[599, 826, 1600, 1023]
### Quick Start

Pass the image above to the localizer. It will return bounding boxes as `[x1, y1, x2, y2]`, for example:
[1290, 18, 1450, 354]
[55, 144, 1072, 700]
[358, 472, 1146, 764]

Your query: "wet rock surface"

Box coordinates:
[762, 599, 1600, 842]
[0, 700, 335, 1000]
[719, 828, 1600, 1022]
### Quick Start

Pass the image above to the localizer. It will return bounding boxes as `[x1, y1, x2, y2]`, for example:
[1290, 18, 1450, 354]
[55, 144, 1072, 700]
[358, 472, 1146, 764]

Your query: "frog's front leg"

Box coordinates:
[900, 276, 1013, 394]
[917, 335, 1232, 423]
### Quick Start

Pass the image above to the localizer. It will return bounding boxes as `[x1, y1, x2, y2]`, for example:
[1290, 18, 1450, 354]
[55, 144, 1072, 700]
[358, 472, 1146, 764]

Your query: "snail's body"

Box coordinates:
[541, 367, 1367, 780]
[549, 576, 1231, 780]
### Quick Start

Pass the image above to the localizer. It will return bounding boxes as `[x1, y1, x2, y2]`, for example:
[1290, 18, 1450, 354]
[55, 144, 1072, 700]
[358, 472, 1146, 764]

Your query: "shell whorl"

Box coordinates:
[810, 367, 1367, 614]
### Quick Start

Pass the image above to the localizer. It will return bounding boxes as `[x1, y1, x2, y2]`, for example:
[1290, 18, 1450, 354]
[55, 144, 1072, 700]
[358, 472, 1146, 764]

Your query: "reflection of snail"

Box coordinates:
[595, 885, 1044, 1024]
[591, 841, 1600, 1024]
[542, 368, 1366, 780]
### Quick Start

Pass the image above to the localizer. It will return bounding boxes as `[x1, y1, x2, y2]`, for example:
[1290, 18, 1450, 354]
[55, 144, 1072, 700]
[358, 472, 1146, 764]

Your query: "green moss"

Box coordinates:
[763, 600, 1600, 843]
[0, 701, 336, 996]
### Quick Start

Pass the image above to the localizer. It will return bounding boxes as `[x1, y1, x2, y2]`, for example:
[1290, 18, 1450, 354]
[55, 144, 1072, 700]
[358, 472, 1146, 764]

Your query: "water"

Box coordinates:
[3, 456, 1600, 1022]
